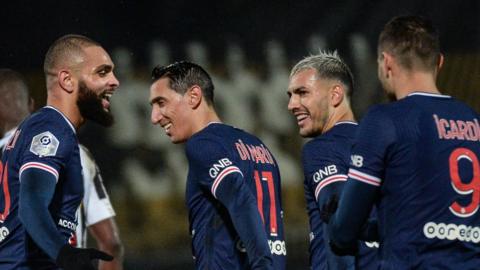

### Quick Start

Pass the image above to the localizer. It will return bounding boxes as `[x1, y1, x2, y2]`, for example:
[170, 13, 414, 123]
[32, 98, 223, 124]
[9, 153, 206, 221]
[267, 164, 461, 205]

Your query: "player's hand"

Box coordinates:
[56, 244, 113, 270]
[360, 218, 379, 241]
[329, 240, 358, 256]
[320, 194, 339, 223]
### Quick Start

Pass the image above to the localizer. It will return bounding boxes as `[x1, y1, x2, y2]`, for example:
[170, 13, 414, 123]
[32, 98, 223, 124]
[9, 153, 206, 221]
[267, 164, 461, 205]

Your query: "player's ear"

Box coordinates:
[188, 85, 202, 109]
[58, 70, 75, 94]
[437, 53, 444, 70]
[433, 53, 444, 78]
[28, 97, 35, 113]
[330, 84, 344, 107]
[382, 52, 394, 78]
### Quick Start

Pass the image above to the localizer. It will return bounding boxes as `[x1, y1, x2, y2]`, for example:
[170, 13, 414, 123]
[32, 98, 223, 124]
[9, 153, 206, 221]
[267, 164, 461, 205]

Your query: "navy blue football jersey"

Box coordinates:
[0, 106, 83, 269]
[347, 92, 480, 269]
[302, 121, 378, 270]
[185, 123, 286, 270]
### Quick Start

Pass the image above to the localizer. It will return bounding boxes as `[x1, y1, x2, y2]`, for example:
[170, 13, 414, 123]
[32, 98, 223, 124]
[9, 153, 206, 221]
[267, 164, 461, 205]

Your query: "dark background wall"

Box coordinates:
[1, 1, 479, 269]
[1, 0, 479, 70]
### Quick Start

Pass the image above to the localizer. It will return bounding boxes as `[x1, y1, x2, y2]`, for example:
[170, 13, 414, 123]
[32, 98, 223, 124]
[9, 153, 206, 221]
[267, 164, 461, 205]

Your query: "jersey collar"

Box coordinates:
[44, 106, 76, 133]
[334, 121, 358, 126]
[407, 91, 451, 98]
[206, 121, 223, 127]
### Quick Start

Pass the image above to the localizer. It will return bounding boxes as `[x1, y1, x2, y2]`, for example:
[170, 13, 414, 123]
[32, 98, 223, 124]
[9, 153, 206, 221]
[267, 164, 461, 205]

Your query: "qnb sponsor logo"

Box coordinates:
[208, 158, 233, 178]
[58, 218, 77, 231]
[364, 241, 379, 248]
[423, 222, 480, 243]
[0, 226, 10, 243]
[351, 155, 364, 168]
[313, 165, 337, 183]
[268, 240, 286, 256]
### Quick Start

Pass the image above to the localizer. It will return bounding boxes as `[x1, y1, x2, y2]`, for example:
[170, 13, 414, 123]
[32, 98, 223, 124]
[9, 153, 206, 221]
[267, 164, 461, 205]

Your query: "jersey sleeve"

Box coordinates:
[302, 140, 348, 209]
[186, 137, 243, 198]
[347, 105, 397, 187]
[329, 106, 394, 253]
[19, 118, 76, 182]
[79, 146, 115, 226]
[303, 139, 356, 268]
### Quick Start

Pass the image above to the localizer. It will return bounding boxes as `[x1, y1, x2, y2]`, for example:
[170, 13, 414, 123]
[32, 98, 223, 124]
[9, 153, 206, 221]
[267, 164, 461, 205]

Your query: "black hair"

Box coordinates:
[152, 61, 215, 105]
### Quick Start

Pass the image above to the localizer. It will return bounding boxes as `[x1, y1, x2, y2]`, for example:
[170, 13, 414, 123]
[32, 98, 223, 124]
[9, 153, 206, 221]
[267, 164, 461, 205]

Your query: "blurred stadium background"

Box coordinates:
[1, 1, 479, 269]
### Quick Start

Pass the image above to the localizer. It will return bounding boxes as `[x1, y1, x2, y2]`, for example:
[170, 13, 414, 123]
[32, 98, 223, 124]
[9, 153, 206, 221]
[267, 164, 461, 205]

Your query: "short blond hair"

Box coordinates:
[290, 50, 354, 97]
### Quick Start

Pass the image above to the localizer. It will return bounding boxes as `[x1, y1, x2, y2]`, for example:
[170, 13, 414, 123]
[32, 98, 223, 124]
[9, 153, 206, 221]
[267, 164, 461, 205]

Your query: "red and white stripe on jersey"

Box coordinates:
[20, 162, 59, 182]
[314, 174, 348, 201]
[348, 168, 381, 186]
[211, 165, 243, 198]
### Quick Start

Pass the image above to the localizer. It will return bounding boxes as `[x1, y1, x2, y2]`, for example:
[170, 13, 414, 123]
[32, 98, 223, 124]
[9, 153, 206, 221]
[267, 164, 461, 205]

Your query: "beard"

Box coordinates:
[77, 81, 114, 127]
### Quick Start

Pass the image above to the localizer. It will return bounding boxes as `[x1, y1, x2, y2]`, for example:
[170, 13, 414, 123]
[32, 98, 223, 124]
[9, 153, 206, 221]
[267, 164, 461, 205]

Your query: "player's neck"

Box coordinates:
[395, 71, 440, 99]
[191, 106, 221, 135]
[323, 104, 355, 133]
[47, 94, 83, 130]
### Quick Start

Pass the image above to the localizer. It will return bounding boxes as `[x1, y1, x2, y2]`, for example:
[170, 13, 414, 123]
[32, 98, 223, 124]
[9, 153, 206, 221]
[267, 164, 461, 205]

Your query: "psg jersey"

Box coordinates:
[347, 92, 480, 269]
[0, 106, 83, 269]
[302, 122, 378, 270]
[185, 123, 286, 270]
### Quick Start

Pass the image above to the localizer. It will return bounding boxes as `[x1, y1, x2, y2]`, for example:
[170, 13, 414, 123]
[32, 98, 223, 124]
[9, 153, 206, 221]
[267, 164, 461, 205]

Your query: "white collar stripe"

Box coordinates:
[335, 121, 358, 126]
[408, 92, 451, 98]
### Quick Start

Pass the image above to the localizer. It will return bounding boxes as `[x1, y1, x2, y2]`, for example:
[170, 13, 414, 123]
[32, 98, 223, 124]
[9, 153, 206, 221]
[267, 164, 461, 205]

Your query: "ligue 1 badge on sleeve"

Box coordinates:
[30, 131, 60, 157]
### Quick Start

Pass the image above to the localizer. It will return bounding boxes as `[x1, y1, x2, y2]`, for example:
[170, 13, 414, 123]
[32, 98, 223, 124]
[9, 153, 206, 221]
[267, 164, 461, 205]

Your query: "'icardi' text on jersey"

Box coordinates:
[348, 92, 480, 269]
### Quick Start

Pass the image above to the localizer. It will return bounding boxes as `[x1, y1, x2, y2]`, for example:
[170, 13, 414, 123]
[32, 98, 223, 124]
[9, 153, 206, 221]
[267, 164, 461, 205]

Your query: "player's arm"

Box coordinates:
[302, 178, 327, 266]
[19, 128, 112, 270]
[302, 143, 354, 267]
[359, 218, 379, 242]
[19, 167, 112, 270]
[328, 179, 379, 255]
[215, 173, 273, 270]
[327, 106, 394, 255]
[19, 167, 65, 258]
[88, 219, 123, 270]
[301, 143, 349, 212]
[187, 138, 273, 270]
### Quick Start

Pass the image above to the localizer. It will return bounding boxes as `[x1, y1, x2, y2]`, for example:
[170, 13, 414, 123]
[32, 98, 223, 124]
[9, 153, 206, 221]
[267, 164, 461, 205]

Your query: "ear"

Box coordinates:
[437, 53, 444, 70]
[28, 97, 35, 113]
[330, 84, 344, 107]
[58, 70, 75, 93]
[382, 52, 394, 79]
[188, 85, 202, 109]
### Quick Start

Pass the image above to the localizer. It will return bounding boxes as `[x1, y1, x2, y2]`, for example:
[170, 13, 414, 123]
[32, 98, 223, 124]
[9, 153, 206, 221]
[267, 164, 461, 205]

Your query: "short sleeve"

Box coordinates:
[302, 140, 348, 207]
[186, 137, 243, 198]
[19, 118, 76, 182]
[348, 106, 397, 187]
